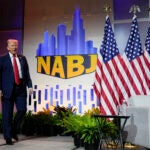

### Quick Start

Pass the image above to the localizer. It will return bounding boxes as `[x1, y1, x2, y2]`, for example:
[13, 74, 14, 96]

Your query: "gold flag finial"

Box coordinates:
[103, 4, 111, 14]
[129, 4, 140, 15]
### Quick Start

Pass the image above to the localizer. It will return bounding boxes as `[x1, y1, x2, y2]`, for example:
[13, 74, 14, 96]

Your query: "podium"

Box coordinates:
[93, 114, 130, 150]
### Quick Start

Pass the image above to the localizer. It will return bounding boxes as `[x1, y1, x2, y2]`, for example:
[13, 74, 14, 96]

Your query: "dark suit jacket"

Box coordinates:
[0, 53, 32, 98]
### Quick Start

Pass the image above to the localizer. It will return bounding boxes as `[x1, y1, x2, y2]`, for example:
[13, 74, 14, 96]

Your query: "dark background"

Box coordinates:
[0, 0, 24, 55]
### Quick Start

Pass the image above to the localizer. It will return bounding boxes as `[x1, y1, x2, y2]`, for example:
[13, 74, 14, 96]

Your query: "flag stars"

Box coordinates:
[125, 17, 143, 60]
[100, 17, 119, 63]
[145, 27, 150, 54]
[94, 15, 150, 116]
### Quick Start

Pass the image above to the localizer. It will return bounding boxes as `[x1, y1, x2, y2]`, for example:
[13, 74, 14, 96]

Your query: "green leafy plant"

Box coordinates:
[60, 114, 85, 135]
[80, 116, 118, 144]
[80, 115, 99, 144]
[97, 117, 118, 139]
[60, 107, 118, 145]
[84, 107, 100, 117]
[34, 111, 59, 136]
[54, 105, 76, 119]
[21, 108, 60, 136]
[54, 105, 77, 135]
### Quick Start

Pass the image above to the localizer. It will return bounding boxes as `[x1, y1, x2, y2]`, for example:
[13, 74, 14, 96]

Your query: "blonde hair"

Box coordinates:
[7, 39, 18, 45]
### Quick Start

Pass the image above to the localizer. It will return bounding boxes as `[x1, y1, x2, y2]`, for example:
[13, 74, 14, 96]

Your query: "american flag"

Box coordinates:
[145, 27, 150, 66]
[93, 16, 130, 115]
[145, 27, 150, 55]
[144, 27, 150, 92]
[123, 15, 150, 95]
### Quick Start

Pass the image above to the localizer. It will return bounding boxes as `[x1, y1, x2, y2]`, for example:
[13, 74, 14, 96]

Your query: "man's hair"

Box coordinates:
[7, 39, 18, 45]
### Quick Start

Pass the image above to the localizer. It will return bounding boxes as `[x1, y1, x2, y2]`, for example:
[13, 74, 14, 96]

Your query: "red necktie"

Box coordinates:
[13, 55, 20, 85]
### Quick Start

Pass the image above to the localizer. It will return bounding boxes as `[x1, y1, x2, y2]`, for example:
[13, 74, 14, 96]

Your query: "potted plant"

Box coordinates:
[80, 115, 118, 150]
[80, 107, 118, 150]
[60, 108, 100, 148]
[54, 105, 77, 135]
[80, 115, 99, 150]
[34, 109, 59, 136]
[60, 113, 85, 147]
[21, 111, 36, 136]
[43, 114, 58, 136]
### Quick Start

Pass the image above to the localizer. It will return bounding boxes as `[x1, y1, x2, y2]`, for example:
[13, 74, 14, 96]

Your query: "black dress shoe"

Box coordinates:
[6, 139, 13, 145]
[12, 134, 19, 141]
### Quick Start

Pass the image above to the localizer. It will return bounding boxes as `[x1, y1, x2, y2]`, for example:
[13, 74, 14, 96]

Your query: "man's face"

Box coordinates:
[7, 41, 18, 55]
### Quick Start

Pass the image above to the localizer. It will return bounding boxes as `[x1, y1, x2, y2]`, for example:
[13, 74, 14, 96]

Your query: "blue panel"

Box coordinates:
[67, 89, 70, 101]
[97, 99, 100, 106]
[79, 85, 82, 89]
[33, 91, 36, 99]
[34, 101, 37, 112]
[45, 103, 49, 109]
[34, 85, 37, 89]
[90, 89, 94, 101]
[78, 91, 81, 99]
[38, 90, 41, 104]
[60, 90, 63, 104]
[56, 101, 59, 106]
[73, 87, 76, 106]
[50, 87, 53, 105]
[27, 83, 102, 113]
[56, 85, 59, 89]
[44, 89, 48, 100]
[79, 101, 82, 113]
[68, 104, 72, 108]
[83, 90, 86, 105]
[92, 104, 95, 108]
[55, 91, 58, 99]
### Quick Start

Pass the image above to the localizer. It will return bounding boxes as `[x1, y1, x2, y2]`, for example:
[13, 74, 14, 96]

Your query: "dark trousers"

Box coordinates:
[2, 84, 27, 140]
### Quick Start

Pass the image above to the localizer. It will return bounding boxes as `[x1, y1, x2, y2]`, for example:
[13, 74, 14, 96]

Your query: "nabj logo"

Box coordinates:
[36, 8, 97, 79]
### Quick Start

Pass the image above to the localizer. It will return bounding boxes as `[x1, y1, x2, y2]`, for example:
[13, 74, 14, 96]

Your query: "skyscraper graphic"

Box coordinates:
[36, 8, 97, 56]
[69, 9, 85, 54]
[57, 24, 66, 55]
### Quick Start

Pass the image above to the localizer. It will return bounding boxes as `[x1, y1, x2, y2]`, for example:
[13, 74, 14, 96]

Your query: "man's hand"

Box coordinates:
[28, 88, 33, 95]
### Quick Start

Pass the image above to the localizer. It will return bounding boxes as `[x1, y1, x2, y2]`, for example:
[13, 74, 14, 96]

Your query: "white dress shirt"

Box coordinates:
[9, 52, 22, 79]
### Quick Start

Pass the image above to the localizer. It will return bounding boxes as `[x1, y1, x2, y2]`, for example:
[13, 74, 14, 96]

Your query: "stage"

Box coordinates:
[0, 134, 147, 150]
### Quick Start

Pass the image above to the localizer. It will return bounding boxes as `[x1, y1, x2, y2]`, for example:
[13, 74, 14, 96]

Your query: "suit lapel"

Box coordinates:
[6, 54, 13, 71]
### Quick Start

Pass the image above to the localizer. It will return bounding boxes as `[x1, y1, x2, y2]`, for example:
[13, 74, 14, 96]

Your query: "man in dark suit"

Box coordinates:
[0, 39, 33, 145]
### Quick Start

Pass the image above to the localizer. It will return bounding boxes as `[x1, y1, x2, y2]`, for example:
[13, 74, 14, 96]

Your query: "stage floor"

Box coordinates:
[0, 134, 148, 150]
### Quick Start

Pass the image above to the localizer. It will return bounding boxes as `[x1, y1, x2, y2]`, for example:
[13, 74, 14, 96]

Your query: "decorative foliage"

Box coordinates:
[54, 105, 77, 118]
[84, 107, 100, 117]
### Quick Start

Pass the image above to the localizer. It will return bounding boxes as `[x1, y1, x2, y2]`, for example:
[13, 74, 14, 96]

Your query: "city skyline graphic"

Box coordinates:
[36, 8, 97, 56]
